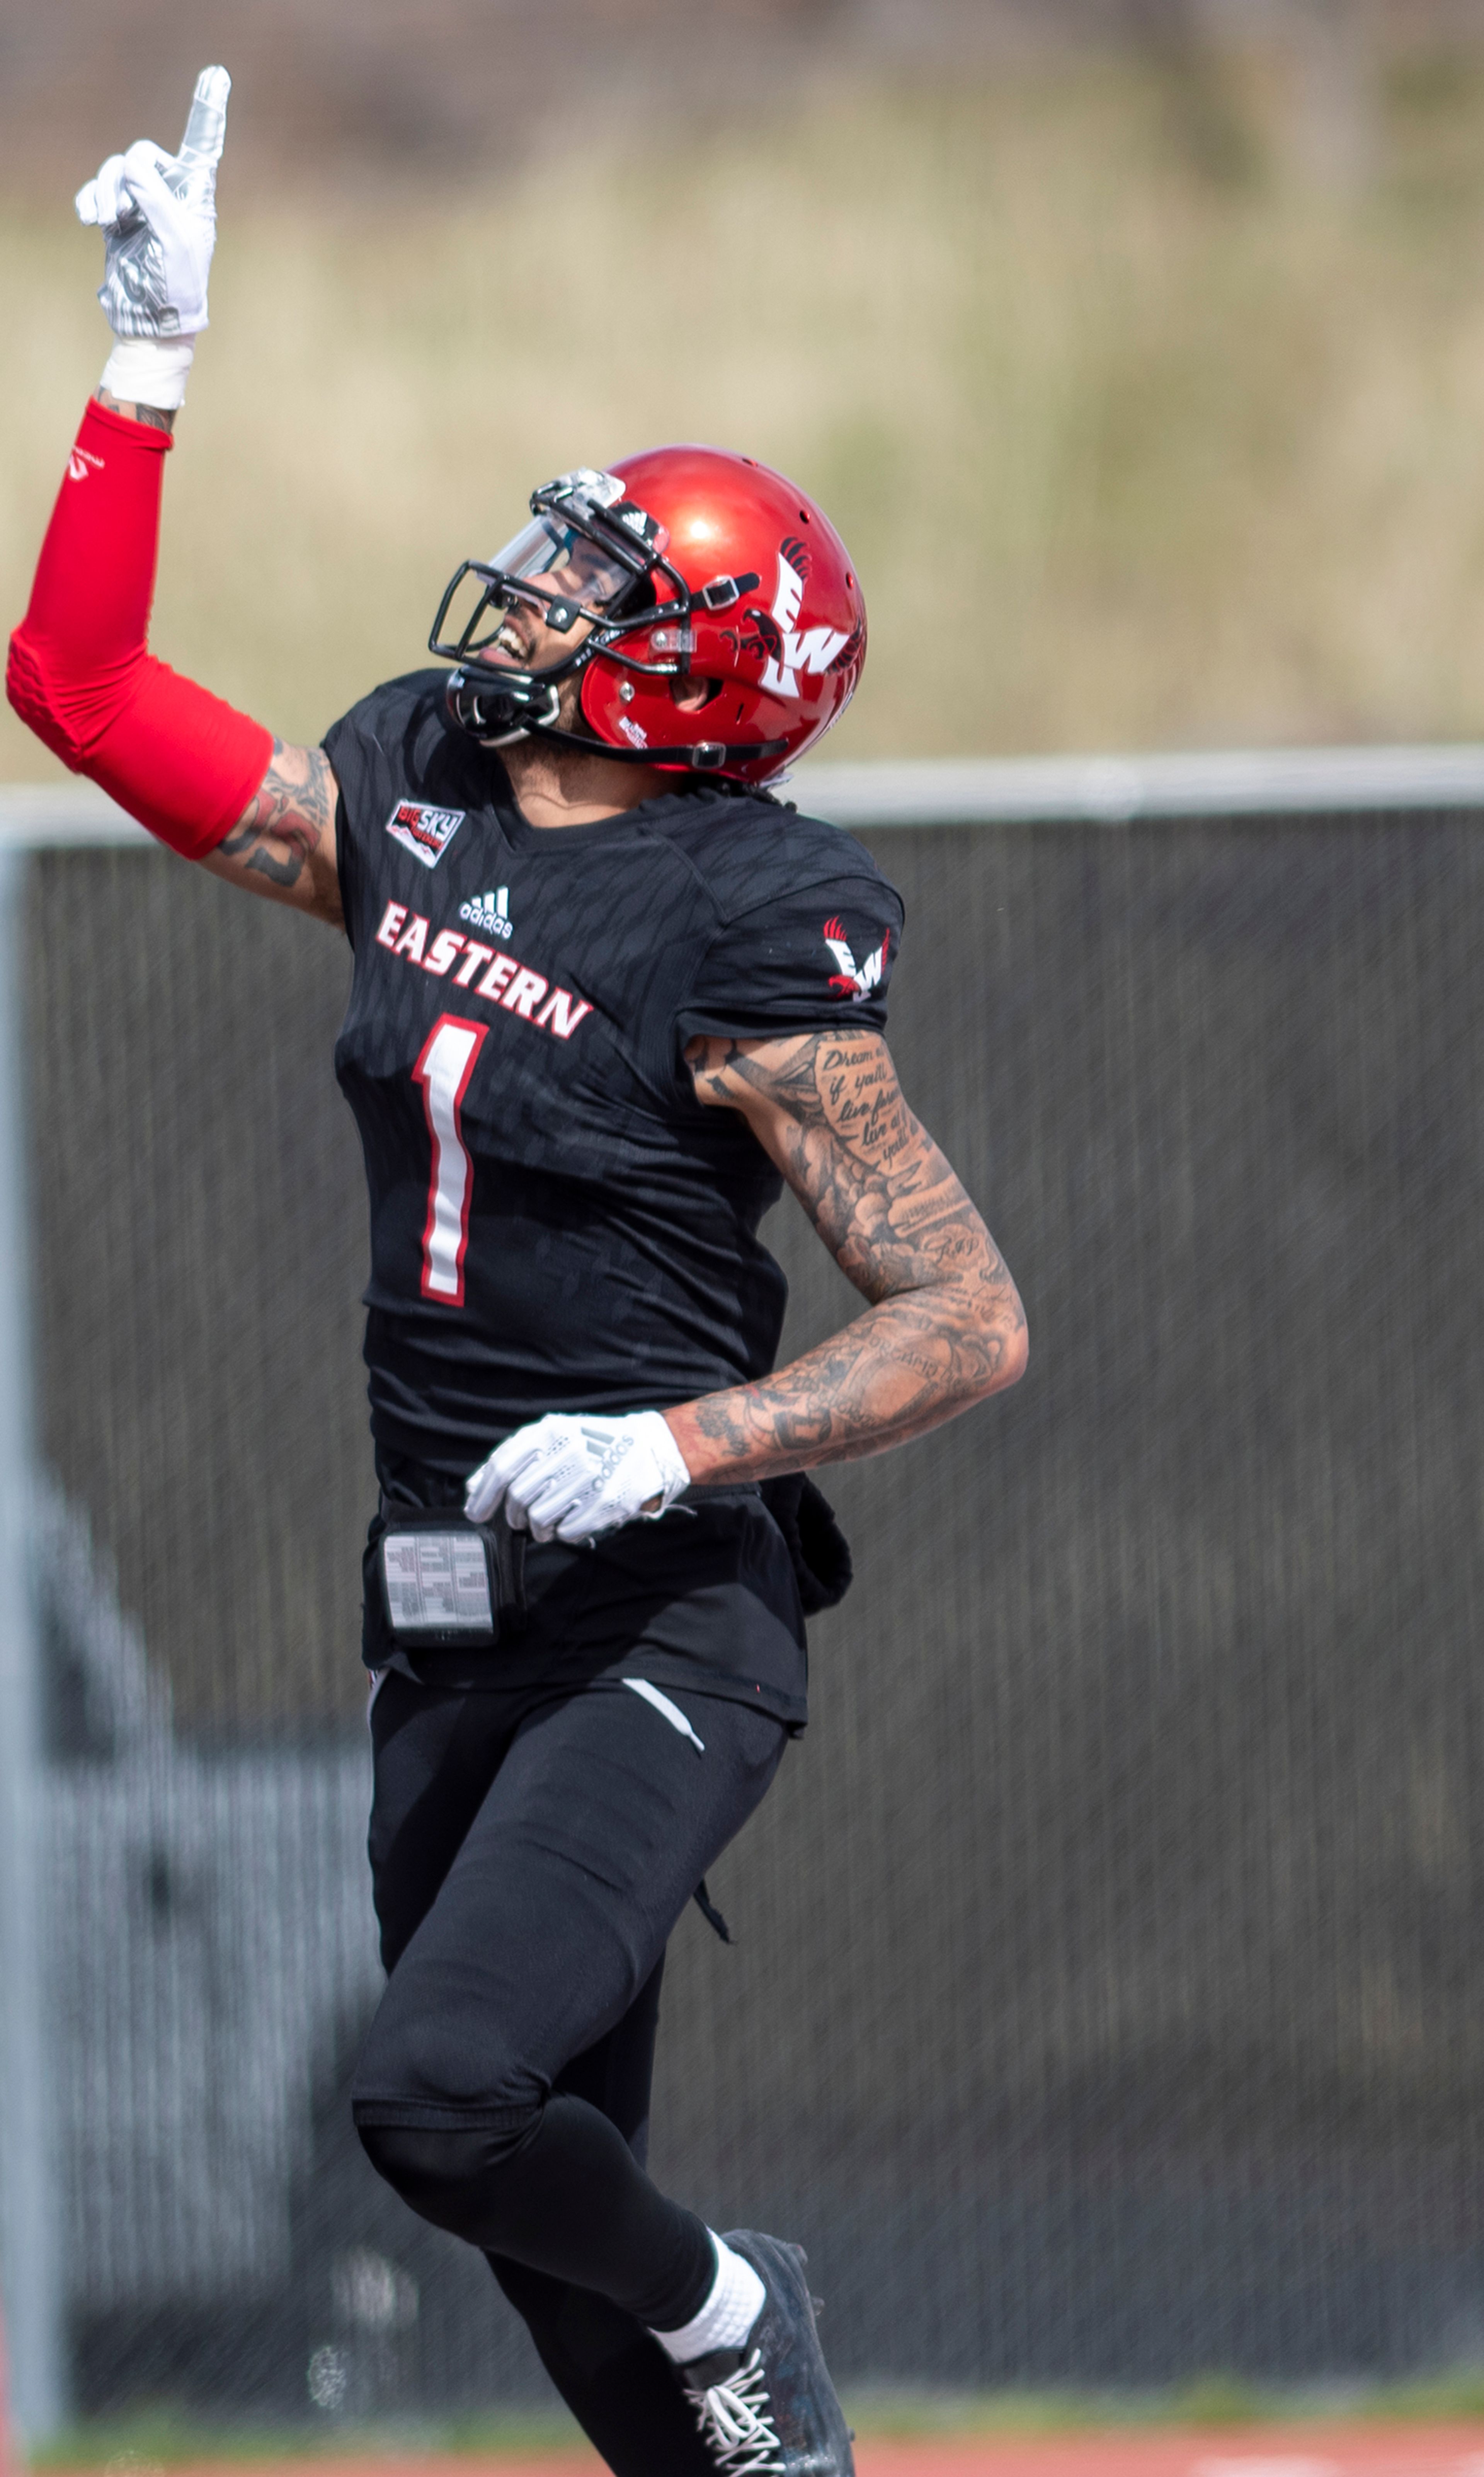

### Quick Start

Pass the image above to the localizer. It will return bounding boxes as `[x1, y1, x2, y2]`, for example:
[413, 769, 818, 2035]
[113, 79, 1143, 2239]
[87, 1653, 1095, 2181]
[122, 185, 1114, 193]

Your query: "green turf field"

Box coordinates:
[30, 2375, 1484, 2464]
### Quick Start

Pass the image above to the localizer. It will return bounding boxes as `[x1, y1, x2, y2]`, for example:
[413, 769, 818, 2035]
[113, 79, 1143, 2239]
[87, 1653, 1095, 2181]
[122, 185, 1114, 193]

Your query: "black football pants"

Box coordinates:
[353, 1668, 788, 2475]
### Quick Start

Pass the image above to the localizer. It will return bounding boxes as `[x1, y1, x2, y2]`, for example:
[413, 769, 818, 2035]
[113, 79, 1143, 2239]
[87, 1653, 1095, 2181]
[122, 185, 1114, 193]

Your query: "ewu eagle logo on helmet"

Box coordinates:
[735, 538, 855, 701]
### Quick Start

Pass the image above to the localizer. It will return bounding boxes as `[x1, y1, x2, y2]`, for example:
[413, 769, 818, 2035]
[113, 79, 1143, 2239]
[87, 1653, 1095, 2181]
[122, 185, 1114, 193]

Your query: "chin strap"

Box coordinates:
[530, 718, 790, 774]
[445, 666, 787, 777]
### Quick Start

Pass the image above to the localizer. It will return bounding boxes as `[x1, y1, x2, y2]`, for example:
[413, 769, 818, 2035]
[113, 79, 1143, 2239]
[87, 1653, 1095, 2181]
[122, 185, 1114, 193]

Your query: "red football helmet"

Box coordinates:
[430, 445, 866, 785]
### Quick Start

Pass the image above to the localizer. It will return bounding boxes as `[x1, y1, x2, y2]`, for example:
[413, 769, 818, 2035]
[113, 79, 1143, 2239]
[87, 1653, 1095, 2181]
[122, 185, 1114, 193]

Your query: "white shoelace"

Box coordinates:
[688, 2349, 785, 2477]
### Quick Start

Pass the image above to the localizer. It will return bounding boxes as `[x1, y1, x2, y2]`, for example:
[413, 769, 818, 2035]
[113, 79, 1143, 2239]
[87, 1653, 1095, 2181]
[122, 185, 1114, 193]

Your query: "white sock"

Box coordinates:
[649, 2232, 766, 2363]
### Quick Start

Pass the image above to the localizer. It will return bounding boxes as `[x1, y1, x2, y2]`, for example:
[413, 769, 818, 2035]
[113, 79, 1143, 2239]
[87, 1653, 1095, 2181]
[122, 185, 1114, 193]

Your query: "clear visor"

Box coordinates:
[431, 483, 677, 674]
[435, 514, 656, 669]
[490, 514, 640, 613]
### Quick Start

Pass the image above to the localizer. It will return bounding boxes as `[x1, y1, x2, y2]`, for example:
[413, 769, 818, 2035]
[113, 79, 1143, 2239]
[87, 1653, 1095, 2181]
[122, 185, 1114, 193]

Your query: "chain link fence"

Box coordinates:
[9, 781, 1484, 2420]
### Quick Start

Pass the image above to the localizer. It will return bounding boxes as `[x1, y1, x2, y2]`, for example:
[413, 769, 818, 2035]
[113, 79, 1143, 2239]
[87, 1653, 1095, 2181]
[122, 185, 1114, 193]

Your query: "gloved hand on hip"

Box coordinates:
[465, 1412, 692, 1545]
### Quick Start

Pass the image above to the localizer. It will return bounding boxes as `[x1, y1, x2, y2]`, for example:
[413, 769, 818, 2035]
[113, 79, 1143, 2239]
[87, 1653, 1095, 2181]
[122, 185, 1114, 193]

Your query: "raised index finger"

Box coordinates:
[178, 65, 230, 170]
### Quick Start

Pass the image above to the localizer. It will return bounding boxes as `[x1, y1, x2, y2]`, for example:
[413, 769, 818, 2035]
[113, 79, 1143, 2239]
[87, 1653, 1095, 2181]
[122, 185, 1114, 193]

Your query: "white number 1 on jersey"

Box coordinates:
[414, 1015, 488, 1305]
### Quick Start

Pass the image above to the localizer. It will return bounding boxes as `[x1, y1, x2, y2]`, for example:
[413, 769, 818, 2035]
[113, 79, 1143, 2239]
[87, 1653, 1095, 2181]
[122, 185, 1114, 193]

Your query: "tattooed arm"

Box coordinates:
[97, 387, 176, 434]
[664, 1028, 1027, 1484]
[202, 740, 343, 927]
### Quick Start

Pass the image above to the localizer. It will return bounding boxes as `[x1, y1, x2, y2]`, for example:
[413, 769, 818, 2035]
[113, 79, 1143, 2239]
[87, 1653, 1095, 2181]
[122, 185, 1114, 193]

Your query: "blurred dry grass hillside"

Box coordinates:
[12, 29, 1484, 768]
[2, 2, 1481, 194]
[1, 0, 1018, 191]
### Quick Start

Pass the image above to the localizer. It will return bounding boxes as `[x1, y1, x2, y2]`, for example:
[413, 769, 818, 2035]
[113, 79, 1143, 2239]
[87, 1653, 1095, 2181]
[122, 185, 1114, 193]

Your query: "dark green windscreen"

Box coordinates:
[25, 815, 1484, 2409]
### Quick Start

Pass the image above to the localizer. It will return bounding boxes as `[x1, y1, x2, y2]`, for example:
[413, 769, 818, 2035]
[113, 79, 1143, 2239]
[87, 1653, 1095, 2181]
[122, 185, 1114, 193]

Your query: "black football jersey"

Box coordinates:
[324, 671, 904, 1485]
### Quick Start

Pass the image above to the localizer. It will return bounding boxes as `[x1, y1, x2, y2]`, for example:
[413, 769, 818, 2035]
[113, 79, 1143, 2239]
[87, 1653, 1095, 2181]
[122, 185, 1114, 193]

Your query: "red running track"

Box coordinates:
[132, 2435, 1484, 2477]
[855, 2435, 1484, 2475]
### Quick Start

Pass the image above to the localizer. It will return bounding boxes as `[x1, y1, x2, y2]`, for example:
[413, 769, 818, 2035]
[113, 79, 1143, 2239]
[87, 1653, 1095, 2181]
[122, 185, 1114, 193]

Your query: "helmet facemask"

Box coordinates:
[431, 470, 677, 747]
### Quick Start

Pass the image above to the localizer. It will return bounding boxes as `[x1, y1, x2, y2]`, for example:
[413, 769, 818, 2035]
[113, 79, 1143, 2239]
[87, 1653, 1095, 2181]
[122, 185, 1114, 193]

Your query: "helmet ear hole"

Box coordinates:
[671, 675, 722, 712]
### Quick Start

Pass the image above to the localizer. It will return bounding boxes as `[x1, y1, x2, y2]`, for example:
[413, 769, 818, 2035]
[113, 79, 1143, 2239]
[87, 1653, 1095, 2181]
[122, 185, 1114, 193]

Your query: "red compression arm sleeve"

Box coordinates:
[5, 399, 273, 860]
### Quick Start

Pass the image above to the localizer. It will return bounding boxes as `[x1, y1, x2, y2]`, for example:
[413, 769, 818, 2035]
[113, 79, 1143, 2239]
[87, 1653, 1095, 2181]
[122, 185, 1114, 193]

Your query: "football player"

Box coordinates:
[9, 70, 1028, 2477]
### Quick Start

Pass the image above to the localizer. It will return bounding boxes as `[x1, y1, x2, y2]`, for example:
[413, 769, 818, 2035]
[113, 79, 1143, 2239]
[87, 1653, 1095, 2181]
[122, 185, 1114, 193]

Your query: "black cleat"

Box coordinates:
[680, 2229, 854, 2477]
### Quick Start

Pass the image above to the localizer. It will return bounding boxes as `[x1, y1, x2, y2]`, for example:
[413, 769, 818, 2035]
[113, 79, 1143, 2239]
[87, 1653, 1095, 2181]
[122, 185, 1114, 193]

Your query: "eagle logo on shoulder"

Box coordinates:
[823, 915, 890, 1002]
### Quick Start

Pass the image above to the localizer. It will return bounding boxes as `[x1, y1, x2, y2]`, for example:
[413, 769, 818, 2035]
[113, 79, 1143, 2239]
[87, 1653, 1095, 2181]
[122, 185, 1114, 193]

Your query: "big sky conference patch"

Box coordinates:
[385, 801, 466, 869]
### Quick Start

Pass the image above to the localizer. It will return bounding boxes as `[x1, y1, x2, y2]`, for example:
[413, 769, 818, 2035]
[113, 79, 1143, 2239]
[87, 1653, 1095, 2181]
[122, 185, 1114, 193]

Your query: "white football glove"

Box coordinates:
[465, 1411, 692, 1545]
[76, 65, 230, 345]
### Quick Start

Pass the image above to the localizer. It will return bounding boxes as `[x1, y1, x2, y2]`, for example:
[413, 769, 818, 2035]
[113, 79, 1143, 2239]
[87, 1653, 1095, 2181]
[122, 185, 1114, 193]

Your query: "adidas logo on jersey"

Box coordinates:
[459, 888, 513, 939]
